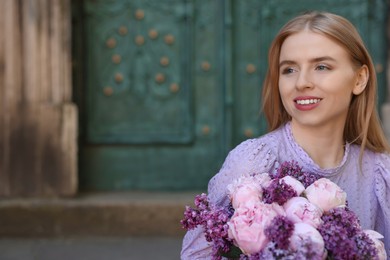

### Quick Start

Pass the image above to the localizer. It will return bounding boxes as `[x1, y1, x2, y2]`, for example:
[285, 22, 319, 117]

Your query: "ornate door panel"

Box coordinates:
[85, 1, 193, 144]
[78, 0, 226, 190]
[75, 0, 386, 191]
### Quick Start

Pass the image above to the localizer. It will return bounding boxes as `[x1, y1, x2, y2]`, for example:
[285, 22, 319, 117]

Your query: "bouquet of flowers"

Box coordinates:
[181, 161, 387, 259]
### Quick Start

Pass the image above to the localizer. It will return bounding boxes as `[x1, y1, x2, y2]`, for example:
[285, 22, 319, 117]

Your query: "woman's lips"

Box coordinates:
[294, 97, 322, 111]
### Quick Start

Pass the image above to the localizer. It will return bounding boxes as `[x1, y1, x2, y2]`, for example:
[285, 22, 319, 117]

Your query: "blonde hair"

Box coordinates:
[262, 11, 390, 154]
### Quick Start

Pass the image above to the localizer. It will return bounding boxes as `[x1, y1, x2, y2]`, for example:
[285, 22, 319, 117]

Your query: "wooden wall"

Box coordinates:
[0, 0, 77, 197]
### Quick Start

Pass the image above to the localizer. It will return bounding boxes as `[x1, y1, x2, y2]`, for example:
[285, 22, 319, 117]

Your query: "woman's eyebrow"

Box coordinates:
[279, 56, 336, 67]
[310, 56, 336, 63]
[279, 60, 296, 68]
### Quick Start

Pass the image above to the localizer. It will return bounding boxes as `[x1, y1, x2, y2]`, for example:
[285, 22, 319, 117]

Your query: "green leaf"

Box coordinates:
[219, 245, 243, 259]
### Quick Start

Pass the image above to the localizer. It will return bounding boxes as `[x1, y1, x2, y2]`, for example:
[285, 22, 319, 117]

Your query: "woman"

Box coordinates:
[181, 11, 390, 259]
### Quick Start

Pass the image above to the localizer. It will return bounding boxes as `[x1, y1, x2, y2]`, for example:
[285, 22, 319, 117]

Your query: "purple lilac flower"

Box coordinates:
[354, 231, 379, 259]
[194, 193, 209, 210]
[226, 203, 235, 218]
[292, 237, 325, 260]
[254, 242, 294, 259]
[318, 207, 367, 259]
[275, 161, 318, 187]
[181, 193, 210, 230]
[320, 207, 361, 237]
[265, 216, 294, 250]
[263, 179, 297, 205]
[320, 224, 357, 259]
[203, 208, 230, 242]
[181, 205, 203, 230]
[181, 193, 233, 260]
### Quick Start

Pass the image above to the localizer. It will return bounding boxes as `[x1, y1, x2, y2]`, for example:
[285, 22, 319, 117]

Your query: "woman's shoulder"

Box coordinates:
[372, 151, 390, 181]
[360, 148, 390, 172]
[220, 129, 281, 173]
[359, 148, 390, 191]
[220, 129, 284, 173]
[229, 126, 284, 158]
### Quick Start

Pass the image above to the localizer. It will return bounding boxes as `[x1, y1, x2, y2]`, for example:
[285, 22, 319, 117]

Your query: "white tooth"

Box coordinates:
[297, 99, 320, 105]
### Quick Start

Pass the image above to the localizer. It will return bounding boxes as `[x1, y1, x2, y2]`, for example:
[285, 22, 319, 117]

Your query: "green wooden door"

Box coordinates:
[74, 0, 386, 191]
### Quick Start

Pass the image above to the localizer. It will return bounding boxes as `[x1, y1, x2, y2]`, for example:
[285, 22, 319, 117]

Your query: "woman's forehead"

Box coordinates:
[279, 31, 350, 62]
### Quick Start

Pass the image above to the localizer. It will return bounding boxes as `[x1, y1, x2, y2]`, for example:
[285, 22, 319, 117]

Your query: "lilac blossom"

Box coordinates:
[292, 237, 325, 260]
[251, 242, 294, 259]
[263, 179, 297, 205]
[181, 193, 234, 259]
[320, 207, 361, 237]
[274, 161, 318, 187]
[318, 207, 378, 259]
[354, 232, 379, 259]
[265, 216, 294, 250]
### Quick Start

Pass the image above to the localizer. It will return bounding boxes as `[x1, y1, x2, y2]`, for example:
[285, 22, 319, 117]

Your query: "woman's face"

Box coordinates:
[278, 30, 366, 131]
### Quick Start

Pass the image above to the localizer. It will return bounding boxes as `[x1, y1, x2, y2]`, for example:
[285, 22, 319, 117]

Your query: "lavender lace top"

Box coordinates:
[181, 122, 390, 259]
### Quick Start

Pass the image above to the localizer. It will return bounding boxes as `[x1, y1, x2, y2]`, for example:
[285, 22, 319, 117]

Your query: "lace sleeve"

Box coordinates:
[181, 226, 212, 259]
[374, 153, 390, 256]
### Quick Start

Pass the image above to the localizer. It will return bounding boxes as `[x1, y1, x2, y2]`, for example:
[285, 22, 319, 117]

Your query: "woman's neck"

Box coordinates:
[290, 122, 345, 169]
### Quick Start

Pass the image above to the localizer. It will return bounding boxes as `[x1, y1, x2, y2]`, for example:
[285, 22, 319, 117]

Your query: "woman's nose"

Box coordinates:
[295, 71, 314, 90]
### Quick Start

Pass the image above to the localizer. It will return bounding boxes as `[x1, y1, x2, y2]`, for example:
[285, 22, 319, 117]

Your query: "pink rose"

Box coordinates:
[253, 173, 272, 188]
[280, 176, 305, 196]
[284, 197, 323, 228]
[305, 178, 347, 212]
[227, 202, 284, 255]
[364, 230, 387, 260]
[290, 222, 327, 258]
[228, 174, 271, 208]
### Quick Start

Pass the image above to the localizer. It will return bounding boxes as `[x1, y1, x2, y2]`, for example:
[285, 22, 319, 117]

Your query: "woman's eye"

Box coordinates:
[316, 65, 329, 71]
[282, 67, 295, 74]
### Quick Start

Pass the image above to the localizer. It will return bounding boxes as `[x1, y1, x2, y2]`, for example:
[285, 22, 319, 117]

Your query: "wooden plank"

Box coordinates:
[22, 0, 39, 103]
[50, 0, 62, 104]
[1, 0, 23, 196]
[7, 0, 43, 196]
[61, 0, 72, 102]
[60, 103, 78, 195]
[0, 0, 8, 195]
[38, 0, 50, 102]
[38, 0, 76, 196]
[9, 105, 41, 195]
[33, 0, 48, 195]
[6, 102, 77, 197]
[35, 103, 77, 196]
[39, 104, 62, 195]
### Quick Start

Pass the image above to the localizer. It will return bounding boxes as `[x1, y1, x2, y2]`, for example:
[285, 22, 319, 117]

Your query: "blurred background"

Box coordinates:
[1, 0, 390, 259]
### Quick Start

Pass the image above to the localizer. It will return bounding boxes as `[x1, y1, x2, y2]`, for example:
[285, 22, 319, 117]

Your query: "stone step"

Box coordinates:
[0, 191, 198, 238]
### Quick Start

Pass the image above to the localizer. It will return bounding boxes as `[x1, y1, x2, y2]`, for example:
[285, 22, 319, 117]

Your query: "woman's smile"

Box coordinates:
[294, 97, 322, 110]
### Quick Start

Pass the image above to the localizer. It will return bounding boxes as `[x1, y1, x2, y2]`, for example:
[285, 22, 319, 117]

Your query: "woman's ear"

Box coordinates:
[352, 65, 369, 95]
